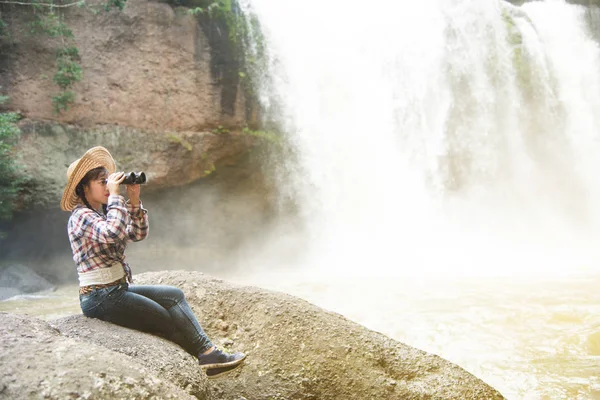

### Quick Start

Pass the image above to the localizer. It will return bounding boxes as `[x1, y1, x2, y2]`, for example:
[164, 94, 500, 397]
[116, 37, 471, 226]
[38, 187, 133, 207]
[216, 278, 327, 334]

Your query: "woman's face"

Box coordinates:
[83, 170, 110, 206]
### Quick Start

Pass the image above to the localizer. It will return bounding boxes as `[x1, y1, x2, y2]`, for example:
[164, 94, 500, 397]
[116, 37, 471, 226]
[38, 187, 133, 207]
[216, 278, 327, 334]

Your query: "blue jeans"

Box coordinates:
[79, 282, 213, 356]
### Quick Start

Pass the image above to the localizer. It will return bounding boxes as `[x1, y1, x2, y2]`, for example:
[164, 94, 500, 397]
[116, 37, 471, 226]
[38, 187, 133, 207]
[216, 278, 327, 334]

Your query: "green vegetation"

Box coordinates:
[212, 125, 230, 134]
[242, 126, 280, 144]
[0, 0, 128, 234]
[0, 96, 23, 237]
[167, 133, 193, 151]
[2, 0, 128, 113]
[203, 163, 215, 175]
[502, 7, 535, 88]
[29, 9, 81, 114]
[186, 0, 267, 117]
[502, 9, 524, 69]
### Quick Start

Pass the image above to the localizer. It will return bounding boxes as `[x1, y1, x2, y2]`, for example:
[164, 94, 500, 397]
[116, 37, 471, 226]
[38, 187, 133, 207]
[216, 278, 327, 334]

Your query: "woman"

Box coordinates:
[61, 146, 245, 378]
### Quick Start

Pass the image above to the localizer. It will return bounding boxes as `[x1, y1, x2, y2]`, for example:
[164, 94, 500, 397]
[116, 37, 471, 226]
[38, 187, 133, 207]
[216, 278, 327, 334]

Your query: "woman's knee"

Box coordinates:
[162, 285, 185, 302]
[129, 284, 187, 306]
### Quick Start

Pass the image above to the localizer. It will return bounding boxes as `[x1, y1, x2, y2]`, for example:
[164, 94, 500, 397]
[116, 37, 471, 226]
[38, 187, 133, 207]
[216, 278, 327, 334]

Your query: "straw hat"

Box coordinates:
[60, 146, 117, 211]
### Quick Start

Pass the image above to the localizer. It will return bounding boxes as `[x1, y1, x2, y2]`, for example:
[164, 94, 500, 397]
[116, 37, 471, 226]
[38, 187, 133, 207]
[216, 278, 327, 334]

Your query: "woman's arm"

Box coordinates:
[125, 183, 149, 242]
[69, 195, 130, 243]
[126, 200, 149, 242]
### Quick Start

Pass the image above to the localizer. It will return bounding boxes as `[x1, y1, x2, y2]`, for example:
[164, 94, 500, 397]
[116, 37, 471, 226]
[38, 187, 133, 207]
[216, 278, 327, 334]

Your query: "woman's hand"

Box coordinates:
[126, 184, 141, 206]
[107, 172, 125, 196]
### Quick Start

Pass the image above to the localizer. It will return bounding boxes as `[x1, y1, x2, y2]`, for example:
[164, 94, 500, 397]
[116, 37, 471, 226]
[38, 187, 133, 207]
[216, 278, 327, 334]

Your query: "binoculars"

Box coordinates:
[121, 171, 147, 185]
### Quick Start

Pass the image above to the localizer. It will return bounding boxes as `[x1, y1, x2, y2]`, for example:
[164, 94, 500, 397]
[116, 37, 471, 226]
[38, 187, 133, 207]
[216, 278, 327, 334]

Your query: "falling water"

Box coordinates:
[243, 0, 600, 278]
[236, 0, 600, 398]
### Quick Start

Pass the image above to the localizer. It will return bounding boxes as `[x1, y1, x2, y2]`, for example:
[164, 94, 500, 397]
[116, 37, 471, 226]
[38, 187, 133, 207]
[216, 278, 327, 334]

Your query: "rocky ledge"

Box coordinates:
[0, 270, 505, 399]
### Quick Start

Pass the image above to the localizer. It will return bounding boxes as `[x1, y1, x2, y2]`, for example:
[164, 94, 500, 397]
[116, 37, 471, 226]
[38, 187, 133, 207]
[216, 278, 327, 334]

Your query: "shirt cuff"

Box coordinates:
[126, 199, 148, 217]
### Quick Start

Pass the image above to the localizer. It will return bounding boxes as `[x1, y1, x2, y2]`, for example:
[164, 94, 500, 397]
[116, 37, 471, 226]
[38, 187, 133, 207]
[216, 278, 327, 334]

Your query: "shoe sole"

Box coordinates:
[199, 353, 247, 370]
[206, 362, 245, 379]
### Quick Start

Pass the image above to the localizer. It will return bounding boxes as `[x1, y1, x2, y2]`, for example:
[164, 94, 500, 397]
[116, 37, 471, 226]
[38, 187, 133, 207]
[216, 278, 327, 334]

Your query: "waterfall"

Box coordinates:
[241, 0, 600, 277]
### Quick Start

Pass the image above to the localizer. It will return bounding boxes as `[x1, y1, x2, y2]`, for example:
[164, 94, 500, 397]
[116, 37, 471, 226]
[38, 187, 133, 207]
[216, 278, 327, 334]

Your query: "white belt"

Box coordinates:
[78, 264, 125, 287]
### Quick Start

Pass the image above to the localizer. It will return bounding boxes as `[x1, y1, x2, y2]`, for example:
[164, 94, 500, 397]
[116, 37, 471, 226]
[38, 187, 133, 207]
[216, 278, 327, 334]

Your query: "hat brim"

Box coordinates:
[60, 147, 117, 211]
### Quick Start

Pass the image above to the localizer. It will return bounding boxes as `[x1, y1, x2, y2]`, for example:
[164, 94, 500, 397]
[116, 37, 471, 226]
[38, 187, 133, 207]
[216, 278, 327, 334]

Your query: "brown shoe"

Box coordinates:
[206, 362, 245, 379]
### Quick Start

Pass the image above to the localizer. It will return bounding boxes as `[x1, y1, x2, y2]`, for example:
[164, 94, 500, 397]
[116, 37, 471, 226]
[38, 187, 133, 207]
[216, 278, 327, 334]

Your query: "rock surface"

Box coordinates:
[0, 270, 506, 399]
[0, 0, 251, 131]
[14, 119, 257, 208]
[0, 312, 201, 399]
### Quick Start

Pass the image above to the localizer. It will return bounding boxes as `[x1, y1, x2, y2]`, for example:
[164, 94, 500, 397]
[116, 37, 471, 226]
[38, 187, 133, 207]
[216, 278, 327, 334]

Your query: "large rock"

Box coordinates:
[135, 271, 505, 399]
[0, 287, 21, 301]
[40, 270, 505, 400]
[0, 264, 55, 300]
[0, 312, 202, 399]
[52, 315, 211, 399]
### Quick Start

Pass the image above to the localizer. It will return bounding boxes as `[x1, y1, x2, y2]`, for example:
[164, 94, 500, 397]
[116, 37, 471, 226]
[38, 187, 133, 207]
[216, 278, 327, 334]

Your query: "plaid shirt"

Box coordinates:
[67, 194, 149, 283]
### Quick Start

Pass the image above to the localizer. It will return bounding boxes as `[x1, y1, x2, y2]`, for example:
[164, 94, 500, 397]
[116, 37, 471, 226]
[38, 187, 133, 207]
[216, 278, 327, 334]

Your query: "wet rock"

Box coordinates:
[0, 265, 54, 300]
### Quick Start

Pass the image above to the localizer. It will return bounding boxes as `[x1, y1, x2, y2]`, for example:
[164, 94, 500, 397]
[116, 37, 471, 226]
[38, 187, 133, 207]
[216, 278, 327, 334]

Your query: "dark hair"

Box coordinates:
[75, 166, 109, 215]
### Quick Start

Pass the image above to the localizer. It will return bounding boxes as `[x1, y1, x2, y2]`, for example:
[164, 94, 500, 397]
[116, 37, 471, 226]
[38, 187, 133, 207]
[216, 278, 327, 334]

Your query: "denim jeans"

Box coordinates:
[79, 282, 213, 356]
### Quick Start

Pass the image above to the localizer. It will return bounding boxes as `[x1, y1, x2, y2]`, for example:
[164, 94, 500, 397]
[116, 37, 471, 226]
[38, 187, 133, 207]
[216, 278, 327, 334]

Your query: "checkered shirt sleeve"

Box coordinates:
[67, 195, 149, 281]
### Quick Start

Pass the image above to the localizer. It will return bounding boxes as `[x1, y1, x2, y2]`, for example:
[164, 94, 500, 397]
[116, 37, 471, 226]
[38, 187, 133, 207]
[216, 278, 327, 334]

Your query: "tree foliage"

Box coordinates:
[0, 94, 22, 236]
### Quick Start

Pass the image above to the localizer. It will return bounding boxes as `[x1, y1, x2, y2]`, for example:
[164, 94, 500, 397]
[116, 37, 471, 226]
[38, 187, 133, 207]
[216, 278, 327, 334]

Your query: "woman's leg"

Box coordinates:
[80, 282, 245, 376]
[80, 283, 208, 355]
[127, 285, 247, 376]
[127, 284, 214, 356]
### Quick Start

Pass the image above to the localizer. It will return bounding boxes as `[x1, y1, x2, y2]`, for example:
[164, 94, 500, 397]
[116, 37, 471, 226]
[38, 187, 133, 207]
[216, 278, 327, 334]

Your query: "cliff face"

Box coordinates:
[0, 0, 252, 130]
[0, 0, 277, 272]
[0, 0, 264, 213]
